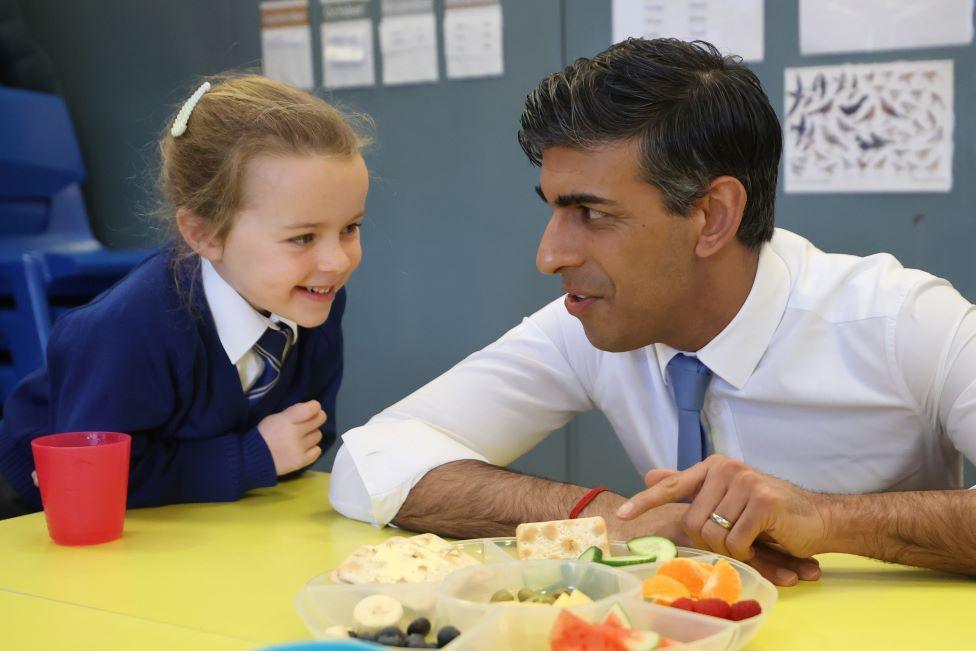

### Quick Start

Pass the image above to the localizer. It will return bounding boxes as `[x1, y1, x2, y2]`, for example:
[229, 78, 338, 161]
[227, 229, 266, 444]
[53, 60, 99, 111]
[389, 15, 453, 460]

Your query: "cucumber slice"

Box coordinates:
[600, 554, 655, 566]
[626, 536, 677, 563]
[577, 546, 603, 563]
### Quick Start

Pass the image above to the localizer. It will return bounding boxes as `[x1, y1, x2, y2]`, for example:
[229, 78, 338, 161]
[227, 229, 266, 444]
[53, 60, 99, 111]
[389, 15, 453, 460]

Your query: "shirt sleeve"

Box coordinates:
[891, 278, 976, 481]
[332, 299, 595, 526]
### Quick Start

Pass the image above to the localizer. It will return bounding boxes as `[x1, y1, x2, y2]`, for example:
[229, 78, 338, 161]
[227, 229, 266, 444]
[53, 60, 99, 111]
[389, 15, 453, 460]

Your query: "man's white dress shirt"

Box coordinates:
[330, 229, 976, 526]
[201, 259, 298, 391]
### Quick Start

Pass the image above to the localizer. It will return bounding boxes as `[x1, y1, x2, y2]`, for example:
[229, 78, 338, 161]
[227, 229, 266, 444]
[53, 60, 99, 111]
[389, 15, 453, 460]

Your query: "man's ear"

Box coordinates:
[176, 208, 223, 262]
[693, 175, 747, 259]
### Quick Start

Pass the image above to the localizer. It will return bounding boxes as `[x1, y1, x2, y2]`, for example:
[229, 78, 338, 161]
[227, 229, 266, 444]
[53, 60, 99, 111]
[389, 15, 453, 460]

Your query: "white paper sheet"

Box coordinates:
[800, 0, 974, 55]
[260, 0, 314, 89]
[444, 4, 504, 79]
[380, 12, 439, 85]
[322, 18, 376, 89]
[612, 0, 764, 62]
[783, 60, 954, 193]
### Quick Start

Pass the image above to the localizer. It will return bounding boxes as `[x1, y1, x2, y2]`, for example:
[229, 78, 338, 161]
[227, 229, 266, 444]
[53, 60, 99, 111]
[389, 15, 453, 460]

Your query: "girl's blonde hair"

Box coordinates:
[158, 74, 370, 245]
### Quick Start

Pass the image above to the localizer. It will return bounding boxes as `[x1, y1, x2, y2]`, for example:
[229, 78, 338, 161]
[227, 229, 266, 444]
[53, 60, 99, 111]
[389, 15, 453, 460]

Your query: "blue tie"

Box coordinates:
[667, 354, 713, 471]
[246, 325, 292, 404]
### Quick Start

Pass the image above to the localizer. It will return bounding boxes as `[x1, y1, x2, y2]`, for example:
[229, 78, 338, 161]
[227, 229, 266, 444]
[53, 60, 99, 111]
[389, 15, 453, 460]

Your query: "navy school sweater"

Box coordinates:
[0, 249, 345, 508]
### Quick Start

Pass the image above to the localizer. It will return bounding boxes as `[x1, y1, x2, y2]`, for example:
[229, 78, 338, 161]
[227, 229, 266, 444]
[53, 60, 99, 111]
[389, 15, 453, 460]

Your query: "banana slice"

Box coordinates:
[323, 625, 350, 638]
[352, 594, 403, 633]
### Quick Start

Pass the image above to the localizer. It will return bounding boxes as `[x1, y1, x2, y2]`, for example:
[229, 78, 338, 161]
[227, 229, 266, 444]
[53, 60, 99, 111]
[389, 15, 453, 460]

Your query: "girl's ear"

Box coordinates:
[176, 208, 223, 262]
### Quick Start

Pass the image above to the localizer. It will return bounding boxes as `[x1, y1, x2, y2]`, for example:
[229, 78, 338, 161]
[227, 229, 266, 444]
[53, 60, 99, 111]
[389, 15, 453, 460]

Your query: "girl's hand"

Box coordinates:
[257, 400, 327, 475]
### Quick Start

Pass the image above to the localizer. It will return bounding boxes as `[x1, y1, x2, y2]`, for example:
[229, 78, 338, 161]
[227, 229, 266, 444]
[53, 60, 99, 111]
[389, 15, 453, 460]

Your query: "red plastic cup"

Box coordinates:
[31, 432, 131, 545]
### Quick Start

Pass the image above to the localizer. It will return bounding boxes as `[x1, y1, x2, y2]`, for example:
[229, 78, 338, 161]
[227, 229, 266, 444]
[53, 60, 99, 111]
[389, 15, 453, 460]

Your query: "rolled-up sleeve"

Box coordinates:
[330, 299, 594, 526]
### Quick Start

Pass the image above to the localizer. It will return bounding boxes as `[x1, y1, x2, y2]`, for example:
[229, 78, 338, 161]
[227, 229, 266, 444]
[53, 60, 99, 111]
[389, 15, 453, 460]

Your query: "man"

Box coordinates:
[330, 38, 976, 584]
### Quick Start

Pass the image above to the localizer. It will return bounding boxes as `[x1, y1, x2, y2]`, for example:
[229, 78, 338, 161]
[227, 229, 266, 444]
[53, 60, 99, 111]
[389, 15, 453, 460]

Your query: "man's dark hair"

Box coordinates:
[518, 38, 781, 249]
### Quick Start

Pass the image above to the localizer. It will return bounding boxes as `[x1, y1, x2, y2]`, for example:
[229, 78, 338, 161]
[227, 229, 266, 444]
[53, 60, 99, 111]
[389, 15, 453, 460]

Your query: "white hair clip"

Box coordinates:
[170, 81, 211, 138]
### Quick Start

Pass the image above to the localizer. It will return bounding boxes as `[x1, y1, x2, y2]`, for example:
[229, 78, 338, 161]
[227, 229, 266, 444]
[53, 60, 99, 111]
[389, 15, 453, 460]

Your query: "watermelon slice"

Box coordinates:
[550, 609, 660, 651]
[602, 603, 632, 629]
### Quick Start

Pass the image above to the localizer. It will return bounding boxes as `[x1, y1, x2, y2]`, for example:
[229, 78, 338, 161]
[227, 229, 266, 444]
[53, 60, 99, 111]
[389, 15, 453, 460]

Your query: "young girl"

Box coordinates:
[0, 75, 369, 511]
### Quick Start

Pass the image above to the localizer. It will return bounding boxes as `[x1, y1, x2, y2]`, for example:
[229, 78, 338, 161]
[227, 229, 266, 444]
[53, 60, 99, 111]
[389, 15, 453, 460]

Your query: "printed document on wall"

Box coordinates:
[261, 0, 314, 89]
[800, 0, 973, 55]
[321, 0, 375, 89]
[444, 0, 504, 79]
[612, 0, 764, 62]
[783, 60, 954, 193]
[380, 0, 439, 86]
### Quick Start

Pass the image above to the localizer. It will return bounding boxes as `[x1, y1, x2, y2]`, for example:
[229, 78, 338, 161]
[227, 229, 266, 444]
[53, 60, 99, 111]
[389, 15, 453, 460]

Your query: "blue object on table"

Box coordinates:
[0, 86, 152, 402]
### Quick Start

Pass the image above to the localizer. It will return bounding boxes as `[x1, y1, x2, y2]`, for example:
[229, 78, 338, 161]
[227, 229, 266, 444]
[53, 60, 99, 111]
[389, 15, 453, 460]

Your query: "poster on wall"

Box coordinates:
[612, 0, 764, 62]
[800, 0, 973, 56]
[443, 0, 504, 80]
[321, 0, 376, 89]
[783, 60, 954, 194]
[379, 0, 439, 85]
[260, 0, 314, 89]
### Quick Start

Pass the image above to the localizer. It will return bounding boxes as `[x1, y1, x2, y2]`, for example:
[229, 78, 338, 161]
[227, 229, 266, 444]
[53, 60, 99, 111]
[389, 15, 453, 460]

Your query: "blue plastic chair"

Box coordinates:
[0, 86, 152, 401]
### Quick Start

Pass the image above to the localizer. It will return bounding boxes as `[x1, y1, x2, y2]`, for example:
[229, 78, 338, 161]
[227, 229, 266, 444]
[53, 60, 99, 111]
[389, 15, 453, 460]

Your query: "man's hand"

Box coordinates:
[258, 400, 327, 475]
[588, 482, 820, 586]
[616, 456, 826, 582]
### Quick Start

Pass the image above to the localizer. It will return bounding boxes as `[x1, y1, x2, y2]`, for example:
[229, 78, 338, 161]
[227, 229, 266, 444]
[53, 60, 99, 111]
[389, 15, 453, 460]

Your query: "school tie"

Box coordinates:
[246, 325, 292, 404]
[667, 353, 714, 471]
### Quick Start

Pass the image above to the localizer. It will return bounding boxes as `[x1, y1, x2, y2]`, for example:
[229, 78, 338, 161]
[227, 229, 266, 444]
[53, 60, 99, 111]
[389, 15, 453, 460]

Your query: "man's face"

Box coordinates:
[536, 142, 700, 352]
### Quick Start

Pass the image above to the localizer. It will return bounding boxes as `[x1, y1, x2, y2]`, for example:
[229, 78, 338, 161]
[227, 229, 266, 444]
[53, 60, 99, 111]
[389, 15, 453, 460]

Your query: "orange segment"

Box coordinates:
[642, 574, 691, 604]
[656, 558, 713, 598]
[699, 559, 742, 604]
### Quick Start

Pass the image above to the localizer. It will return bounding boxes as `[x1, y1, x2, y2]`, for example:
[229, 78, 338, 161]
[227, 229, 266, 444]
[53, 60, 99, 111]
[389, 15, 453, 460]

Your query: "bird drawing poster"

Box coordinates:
[783, 60, 953, 193]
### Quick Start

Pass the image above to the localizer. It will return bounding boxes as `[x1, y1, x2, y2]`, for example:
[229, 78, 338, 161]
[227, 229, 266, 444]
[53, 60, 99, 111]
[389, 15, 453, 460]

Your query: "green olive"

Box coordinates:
[516, 587, 536, 602]
[490, 589, 515, 602]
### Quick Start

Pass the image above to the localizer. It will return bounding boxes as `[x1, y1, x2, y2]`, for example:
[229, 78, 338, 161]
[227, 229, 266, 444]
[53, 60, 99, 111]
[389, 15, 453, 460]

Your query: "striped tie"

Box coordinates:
[246, 325, 292, 404]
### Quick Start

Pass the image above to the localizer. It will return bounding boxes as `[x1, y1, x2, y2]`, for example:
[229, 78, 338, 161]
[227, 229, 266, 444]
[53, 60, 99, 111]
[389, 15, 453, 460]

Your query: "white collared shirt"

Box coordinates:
[201, 259, 299, 391]
[330, 229, 976, 526]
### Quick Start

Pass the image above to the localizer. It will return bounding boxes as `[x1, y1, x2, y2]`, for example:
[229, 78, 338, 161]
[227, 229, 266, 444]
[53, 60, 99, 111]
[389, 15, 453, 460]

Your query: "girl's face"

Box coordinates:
[208, 153, 368, 328]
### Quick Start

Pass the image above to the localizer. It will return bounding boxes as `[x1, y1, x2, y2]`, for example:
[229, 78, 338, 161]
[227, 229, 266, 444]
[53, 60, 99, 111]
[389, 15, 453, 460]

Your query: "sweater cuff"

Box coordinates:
[240, 426, 277, 492]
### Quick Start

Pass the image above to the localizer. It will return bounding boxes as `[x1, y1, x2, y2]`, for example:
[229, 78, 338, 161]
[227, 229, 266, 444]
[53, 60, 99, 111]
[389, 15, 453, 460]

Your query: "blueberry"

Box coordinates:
[406, 633, 428, 647]
[407, 617, 432, 637]
[356, 631, 377, 642]
[377, 626, 406, 646]
[348, 630, 358, 638]
[436, 626, 461, 647]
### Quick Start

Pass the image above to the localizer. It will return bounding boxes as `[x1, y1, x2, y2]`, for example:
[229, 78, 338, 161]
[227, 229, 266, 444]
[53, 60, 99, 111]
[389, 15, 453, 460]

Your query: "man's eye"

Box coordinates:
[582, 207, 610, 221]
[289, 234, 314, 245]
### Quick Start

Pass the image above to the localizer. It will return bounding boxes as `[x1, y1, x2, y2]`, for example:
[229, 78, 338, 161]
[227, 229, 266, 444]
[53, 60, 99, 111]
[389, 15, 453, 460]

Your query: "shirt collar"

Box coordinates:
[201, 259, 298, 365]
[653, 238, 791, 390]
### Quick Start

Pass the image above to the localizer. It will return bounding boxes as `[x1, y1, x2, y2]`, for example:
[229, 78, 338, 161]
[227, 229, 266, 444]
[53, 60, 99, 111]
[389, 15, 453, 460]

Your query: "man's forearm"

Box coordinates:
[392, 459, 643, 539]
[822, 489, 976, 574]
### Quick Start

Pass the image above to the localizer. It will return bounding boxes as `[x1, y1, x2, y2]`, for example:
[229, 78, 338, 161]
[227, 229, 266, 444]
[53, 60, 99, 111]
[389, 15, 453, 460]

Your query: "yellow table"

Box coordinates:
[1, 472, 972, 650]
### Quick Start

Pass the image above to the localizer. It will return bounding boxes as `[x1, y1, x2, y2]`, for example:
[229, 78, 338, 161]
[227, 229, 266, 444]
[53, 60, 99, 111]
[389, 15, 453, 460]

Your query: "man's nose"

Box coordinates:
[536, 212, 584, 275]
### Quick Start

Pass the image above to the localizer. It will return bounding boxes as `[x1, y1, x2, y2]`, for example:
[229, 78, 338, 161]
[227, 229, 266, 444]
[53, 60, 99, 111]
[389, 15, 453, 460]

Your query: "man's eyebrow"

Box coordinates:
[534, 185, 617, 207]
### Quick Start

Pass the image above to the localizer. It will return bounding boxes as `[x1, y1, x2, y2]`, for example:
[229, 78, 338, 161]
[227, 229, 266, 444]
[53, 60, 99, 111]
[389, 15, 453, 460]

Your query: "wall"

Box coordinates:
[16, 0, 975, 490]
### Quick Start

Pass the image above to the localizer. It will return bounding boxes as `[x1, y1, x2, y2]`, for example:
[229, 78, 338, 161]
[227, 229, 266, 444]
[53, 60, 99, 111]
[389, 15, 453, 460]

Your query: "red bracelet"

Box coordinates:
[569, 486, 609, 519]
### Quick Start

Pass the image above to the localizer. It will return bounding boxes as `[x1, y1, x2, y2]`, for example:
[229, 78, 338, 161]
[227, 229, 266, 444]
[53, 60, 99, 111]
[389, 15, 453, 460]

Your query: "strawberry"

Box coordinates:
[669, 598, 696, 612]
[693, 598, 732, 619]
[729, 599, 763, 621]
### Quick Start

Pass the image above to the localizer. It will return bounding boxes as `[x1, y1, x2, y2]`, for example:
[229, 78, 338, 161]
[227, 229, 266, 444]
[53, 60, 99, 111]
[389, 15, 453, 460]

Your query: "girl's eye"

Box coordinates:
[289, 234, 314, 245]
[342, 223, 362, 236]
